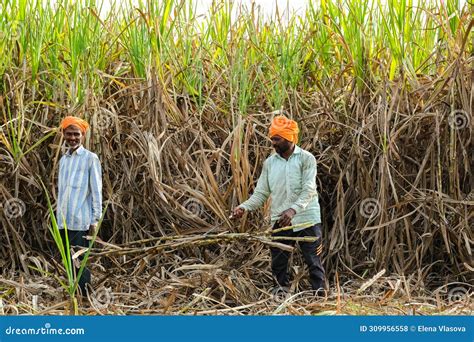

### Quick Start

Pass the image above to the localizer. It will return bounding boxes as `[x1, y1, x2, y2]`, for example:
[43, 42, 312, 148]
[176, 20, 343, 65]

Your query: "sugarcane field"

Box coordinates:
[0, 0, 472, 317]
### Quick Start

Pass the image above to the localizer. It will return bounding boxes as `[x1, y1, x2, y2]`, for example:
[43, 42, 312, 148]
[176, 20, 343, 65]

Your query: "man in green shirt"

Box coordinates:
[233, 115, 325, 294]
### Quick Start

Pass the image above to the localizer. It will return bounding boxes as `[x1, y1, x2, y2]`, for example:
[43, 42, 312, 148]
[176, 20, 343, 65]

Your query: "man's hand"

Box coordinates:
[89, 224, 98, 236]
[278, 208, 296, 227]
[231, 207, 245, 219]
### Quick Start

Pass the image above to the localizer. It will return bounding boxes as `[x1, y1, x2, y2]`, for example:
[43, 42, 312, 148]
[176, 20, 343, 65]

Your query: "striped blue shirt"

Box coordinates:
[239, 145, 321, 231]
[57, 145, 102, 231]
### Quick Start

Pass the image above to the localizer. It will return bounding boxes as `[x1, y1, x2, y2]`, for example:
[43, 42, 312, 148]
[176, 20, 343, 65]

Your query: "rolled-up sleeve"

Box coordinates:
[89, 155, 102, 224]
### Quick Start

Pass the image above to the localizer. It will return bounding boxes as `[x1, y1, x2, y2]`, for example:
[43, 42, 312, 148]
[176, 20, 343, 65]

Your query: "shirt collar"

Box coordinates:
[67, 145, 85, 156]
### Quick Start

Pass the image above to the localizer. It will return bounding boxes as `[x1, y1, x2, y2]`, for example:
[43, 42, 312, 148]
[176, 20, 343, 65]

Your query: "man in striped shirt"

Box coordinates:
[233, 116, 325, 295]
[57, 116, 102, 295]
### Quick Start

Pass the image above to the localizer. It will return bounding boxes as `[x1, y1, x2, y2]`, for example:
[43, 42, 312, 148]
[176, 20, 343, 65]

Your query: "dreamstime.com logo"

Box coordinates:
[4, 323, 85, 336]
[359, 198, 381, 219]
[447, 286, 471, 305]
[2, 198, 26, 220]
[88, 286, 114, 310]
[271, 286, 291, 303]
[443, 191, 474, 228]
[181, 198, 204, 219]
[448, 109, 471, 130]
[109, 189, 122, 205]
[94, 107, 114, 131]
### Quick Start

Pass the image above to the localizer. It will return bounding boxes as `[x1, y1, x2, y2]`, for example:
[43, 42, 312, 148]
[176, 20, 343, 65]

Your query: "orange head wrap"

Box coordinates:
[268, 115, 299, 144]
[60, 116, 89, 134]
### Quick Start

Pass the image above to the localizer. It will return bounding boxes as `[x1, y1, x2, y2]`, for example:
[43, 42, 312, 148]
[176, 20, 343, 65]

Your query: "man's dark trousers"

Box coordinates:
[60, 229, 91, 295]
[270, 223, 325, 290]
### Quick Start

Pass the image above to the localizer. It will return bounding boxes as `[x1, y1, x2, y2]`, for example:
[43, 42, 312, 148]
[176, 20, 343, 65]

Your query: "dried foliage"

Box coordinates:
[0, 0, 472, 313]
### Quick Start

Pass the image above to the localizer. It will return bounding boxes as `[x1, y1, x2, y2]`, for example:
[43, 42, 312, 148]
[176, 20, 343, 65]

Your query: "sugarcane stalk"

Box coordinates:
[89, 230, 319, 258]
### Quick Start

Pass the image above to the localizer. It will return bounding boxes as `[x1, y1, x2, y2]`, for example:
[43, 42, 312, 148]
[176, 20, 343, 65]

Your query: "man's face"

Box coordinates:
[63, 125, 83, 150]
[271, 135, 292, 155]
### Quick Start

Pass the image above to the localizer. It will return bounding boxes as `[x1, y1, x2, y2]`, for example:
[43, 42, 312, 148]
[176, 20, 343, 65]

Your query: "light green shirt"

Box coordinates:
[239, 145, 321, 231]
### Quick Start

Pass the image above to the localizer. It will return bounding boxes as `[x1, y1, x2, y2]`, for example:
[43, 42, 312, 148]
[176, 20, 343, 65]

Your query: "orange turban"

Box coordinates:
[60, 116, 89, 133]
[269, 115, 299, 143]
